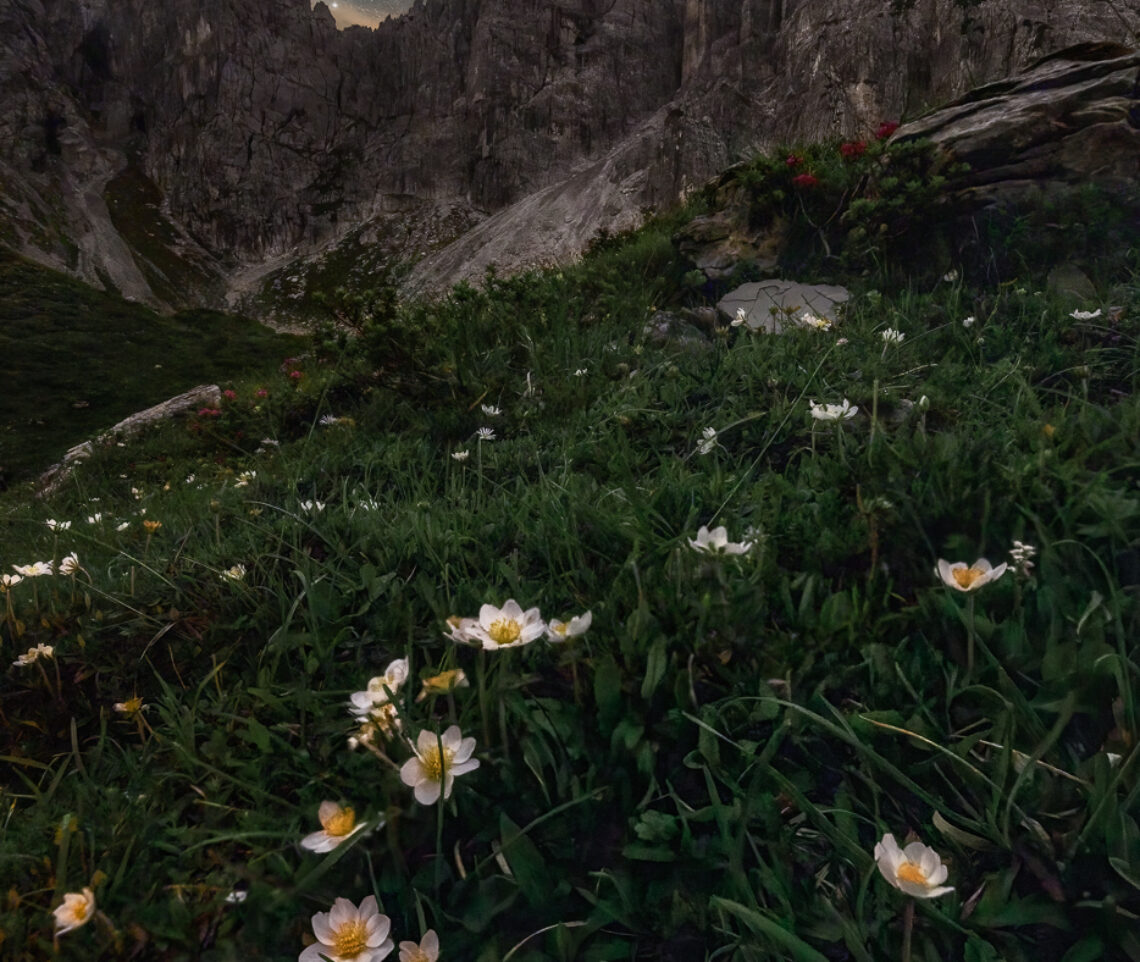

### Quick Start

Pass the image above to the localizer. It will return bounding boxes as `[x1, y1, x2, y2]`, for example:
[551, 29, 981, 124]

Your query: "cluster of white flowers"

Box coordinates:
[689, 525, 752, 556]
[299, 500, 326, 514]
[697, 427, 719, 455]
[299, 895, 439, 962]
[1009, 540, 1036, 577]
[881, 328, 905, 345]
[796, 312, 832, 332]
[1069, 308, 1102, 320]
[13, 643, 55, 667]
[809, 399, 858, 422]
[444, 599, 591, 651]
[475, 427, 496, 442]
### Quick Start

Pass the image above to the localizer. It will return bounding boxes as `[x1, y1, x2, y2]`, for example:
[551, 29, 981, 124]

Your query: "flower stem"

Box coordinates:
[902, 899, 915, 962]
[966, 594, 976, 676]
[435, 732, 446, 895]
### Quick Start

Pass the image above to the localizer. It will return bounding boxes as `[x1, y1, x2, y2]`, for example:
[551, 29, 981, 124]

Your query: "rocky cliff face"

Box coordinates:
[1, 0, 1137, 307]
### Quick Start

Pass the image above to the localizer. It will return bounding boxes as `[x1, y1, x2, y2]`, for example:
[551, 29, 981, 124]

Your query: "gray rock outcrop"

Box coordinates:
[1, 0, 1138, 305]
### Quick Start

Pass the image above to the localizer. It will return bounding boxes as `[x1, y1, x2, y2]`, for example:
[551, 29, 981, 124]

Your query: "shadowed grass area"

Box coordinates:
[0, 248, 305, 485]
[0, 141, 1138, 961]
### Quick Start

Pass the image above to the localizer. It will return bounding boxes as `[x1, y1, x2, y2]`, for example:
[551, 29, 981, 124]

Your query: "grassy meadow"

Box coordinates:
[1, 136, 1139, 961]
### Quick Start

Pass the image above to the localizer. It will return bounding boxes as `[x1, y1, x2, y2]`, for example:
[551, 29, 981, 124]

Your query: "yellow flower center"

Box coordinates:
[553, 623, 569, 637]
[421, 744, 454, 782]
[952, 567, 984, 589]
[73, 900, 90, 922]
[487, 617, 521, 645]
[424, 670, 461, 693]
[403, 948, 430, 962]
[330, 918, 369, 958]
[322, 806, 356, 837]
[897, 861, 929, 886]
[120, 697, 143, 716]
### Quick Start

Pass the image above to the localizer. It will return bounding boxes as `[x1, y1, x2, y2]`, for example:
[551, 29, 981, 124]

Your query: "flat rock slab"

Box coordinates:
[718, 280, 851, 333]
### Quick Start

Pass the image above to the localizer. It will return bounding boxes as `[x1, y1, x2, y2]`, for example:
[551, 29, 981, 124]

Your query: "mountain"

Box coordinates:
[1, 0, 1136, 311]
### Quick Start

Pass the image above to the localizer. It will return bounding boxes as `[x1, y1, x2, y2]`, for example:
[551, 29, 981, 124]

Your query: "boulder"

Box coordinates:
[717, 280, 851, 334]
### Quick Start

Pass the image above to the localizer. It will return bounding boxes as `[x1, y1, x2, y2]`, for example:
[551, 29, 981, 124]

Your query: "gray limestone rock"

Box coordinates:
[718, 280, 851, 334]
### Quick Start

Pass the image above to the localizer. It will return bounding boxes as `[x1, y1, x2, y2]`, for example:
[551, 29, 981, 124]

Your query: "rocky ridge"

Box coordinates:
[0, 0, 1137, 309]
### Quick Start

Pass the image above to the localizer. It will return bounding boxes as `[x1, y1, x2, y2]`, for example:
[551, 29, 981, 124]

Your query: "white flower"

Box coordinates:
[1069, 308, 1102, 320]
[399, 930, 440, 962]
[451, 450, 470, 462]
[45, 519, 71, 531]
[688, 525, 752, 555]
[917, 395, 930, 410]
[881, 328, 905, 345]
[349, 658, 409, 719]
[13, 561, 53, 578]
[259, 438, 280, 448]
[465, 600, 546, 650]
[443, 615, 479, 645]
[0, 573, 23, 589]
[480, 404, 502, 417]
[234, 471, 256, 488]
[697, 427, 719, 455]
[13, 644, 54, 667]
[1009, 541, 1036, 576]
[224, 888, 248, 904]
[797, 312, 832, 331]
[87, 513, 102, 524]
[943, 270, 959, 282]
[546, 611, 592, 642]
[319, 414, 341, 426]
[935, 558, 1008, 592]
[185, 473, 197, 484]
[53, 887, 96, 936]
[809, 399, 858, 421]
[117, 521, 131, 531]
[113, 696, 147, 716]
[731, 307, 748, 328]
[400, 725, 480, 805]
[573, 368, 588, 377]
[59, 553, 81, 576]
[221, 564, 247, 582]
[962, 316, 976, 328]
[300, 895, 393, 962]
[873, 833, 954, 898]
[476, 427, 496, 442]
[300, 801, 367, 853]
[300, 500, 325, 514]
[835, 337, 849, 346]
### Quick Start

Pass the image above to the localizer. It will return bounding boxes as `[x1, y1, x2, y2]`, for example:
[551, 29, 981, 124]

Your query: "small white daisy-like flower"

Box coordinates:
[935, 558, 1008, 592]
[13, 561, 53, 578]
[348, 658, 409, 720]
[873, 833, 954, 898]
[300, 895, 393, 962]
[689, 525, 752, 555]
[417, 669, 470, 701]
[45, 519, 71, 531]
[224, 888, 248, 904]
[546, 611, 592, 642]
[113, 695, 147, 716]
[451, 450, 470, 462]
[0, 573, 23, 589]
[399, 930, 440, 962]
[13, 643, 55, 667]
[731, 307, 748, 328]
[881, 328, 905, 345]
[475, 427, 496, 442]
[116, 521, 131, 531]
[443, 615, 479, 645]
[942, 270, 958, 282]
[59, 553, 82, 576]
[1069, 308, 1102, 320]
[221, 564, 247, 582]
[300, 801, 368, 853]
[835, 337, 849, 346]
[797, 312, 832, 331]
[53, 887, 96, 936]
[400, 725, 480, 805]
[299, 500, 326, 514]
[573, 368, 588, 377]
[809, 399, 858, 421]
[480, 404, 502, 417]
[466, 600, 546, 651]
[962, 316, 976, 328]
[1008, 541, 1036, 577]
[87, 513, 103, 524]
[697, 427, 719, 455]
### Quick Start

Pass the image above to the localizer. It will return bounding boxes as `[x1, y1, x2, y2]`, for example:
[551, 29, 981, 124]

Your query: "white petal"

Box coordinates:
[400, 757, 425, 788]
[414, 778, 442, 805]
[328, 897, 356, 929]
[301, 831, 336, 853]
[311, 910, 335, 944]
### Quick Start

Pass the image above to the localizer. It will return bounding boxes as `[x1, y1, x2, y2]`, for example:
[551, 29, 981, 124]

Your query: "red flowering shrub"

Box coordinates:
[786, 154, 803, 167]
[839, 140, 867, 160]
[197, 407, 222, 418]
[791, 173, 820, 189]
[223, 389, 237, 400]
[876, 121, 899, 140]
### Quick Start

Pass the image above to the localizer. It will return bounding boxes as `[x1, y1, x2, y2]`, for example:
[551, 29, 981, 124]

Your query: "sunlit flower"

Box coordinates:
[0, 573, 22, 589]
[731, 307, 748, 327]
[466, 600, 546, 651]
[221, 564, 247, 582]
[59, 553, 82, 576]
[697, 427, 719, 455]
[881, 328, 905, 345]
[481, 404, 502, 417]
[300, 895, 393, 962]
[443, 615, 478, 645]
[1069, 308, 1102, 320]
[13, 561, 53, 577]
[116, 521, 131, 532]
[142, 520, 162, 534]
[113, 696, 146, 716]
[45, 519, 71, 531]
[547, 611, 592, 642]
[53, 887, 96, 936]
[873, 833, 954, 898]
[400, 725, 480, 805]
[399, 930, 440, 962]
[451, 450, 470, 462]
[13, 643, 54, 667]
[962, 315, 976, 328]
[689, 525, 752, 555]
[475, 427, 496, 442]
[809, 399, 858, 421]
[935, 558, 1008, 592]
[417, 669, 470, 701]
[300, 801, 367, 853]
[300, 500, 326, 513]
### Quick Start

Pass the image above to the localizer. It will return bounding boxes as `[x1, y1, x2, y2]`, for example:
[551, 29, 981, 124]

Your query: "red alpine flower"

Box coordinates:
[791, 173, 820, 189]
[876, 121, 900, 140]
